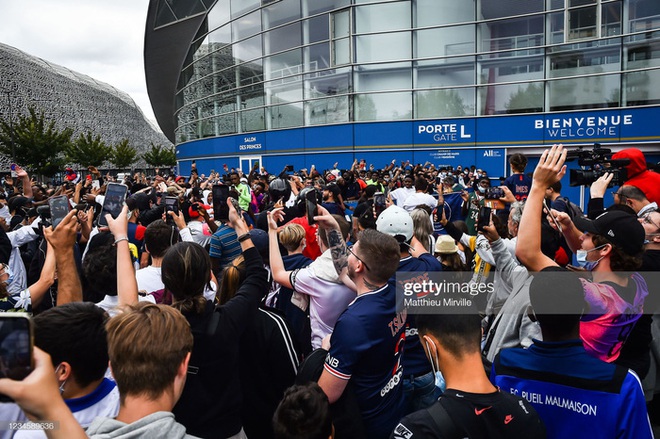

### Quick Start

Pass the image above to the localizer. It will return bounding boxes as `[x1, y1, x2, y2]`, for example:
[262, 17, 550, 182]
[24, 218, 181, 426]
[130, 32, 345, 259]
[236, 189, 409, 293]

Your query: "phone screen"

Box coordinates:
[543, 199, 563, 233]
[0, 315, 33, 400]
[98, 183, 128, 227]
[48, 195, 70, 229]
[374, 192, 386, 217]
[305, 190, 318, 225]
[212, 184, 230, 221]
[165, 196, 179, 225]
[477, 206, 492, 232]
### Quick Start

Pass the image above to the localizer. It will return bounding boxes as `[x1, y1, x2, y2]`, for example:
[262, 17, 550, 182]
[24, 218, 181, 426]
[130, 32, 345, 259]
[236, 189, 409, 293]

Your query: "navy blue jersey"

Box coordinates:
[503, 173, 532, 202]
[325, 284, 406, 439]
[392, 254, 443, 376]
[491, 339, 652, 439]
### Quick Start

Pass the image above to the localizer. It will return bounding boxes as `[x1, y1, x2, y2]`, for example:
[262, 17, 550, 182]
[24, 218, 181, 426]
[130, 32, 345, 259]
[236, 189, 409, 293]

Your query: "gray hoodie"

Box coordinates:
[86, 412, 199, 439]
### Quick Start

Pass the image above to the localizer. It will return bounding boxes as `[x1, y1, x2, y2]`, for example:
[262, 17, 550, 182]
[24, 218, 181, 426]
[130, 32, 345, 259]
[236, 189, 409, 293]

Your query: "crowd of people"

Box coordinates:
[0, 145, 657, 438]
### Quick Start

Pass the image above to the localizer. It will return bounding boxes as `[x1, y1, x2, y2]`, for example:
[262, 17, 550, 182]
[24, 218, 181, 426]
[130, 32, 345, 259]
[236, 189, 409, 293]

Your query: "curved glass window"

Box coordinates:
[169, 0, 660, 141]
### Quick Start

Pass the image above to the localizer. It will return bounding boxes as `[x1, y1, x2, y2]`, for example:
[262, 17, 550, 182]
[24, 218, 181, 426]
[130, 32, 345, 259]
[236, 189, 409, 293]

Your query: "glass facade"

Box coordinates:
[163, 0, 660, 144]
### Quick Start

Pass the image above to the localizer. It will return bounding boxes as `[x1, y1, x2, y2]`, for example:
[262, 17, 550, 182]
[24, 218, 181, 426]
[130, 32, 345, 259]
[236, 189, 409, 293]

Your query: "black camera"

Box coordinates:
[485, 187, 504, 199]
[567, 143, 629, 187]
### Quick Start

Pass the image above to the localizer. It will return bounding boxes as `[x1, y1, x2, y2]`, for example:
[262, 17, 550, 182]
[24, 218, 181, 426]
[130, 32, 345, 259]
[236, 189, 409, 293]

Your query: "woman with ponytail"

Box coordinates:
[163, 200, 269, 439]
[218, 255, 300, 439]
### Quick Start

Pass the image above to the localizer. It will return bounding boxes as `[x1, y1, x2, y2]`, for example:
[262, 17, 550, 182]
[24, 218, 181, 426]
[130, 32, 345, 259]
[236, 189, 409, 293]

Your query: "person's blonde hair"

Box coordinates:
[106, 303, 193, 404]
[218, 255, 245, 305]
[278, 223, 306, 252]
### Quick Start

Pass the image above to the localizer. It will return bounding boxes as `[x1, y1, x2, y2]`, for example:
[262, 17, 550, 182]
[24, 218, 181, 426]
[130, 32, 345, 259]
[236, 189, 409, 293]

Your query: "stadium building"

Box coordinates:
[145, 0, 660, 201]
[0, 43, 171, 170]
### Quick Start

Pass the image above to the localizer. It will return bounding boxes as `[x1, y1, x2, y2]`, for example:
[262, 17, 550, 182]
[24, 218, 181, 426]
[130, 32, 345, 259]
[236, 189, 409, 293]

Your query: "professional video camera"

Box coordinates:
[566, 143, 629, 187]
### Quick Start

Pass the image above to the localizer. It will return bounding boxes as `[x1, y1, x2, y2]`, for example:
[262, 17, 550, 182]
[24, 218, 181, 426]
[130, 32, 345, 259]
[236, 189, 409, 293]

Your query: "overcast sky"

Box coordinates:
[0, 0, 156, 123]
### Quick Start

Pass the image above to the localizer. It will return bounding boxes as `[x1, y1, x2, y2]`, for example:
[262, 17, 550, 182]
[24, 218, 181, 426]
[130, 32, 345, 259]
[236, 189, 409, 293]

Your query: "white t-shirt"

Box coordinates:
[136, 265, 164, 296]
[290, 250, 356, 349]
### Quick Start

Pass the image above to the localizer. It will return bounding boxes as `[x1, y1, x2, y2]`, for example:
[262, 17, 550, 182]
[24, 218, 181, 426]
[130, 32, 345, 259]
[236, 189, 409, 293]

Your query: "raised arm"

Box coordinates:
[42, 210, 83, 305]
[267, 208, 293, 289]
[315, 205, 357, 291]
[516, 144, 566, 271]
[106, 205, 138, 308]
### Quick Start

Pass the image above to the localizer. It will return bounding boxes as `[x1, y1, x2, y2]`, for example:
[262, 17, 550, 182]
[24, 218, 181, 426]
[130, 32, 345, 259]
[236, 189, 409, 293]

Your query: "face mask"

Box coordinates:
[477, 186, 486, 194]
[425, 339, 446, 393]
[54, 364, 67, 395]
[575, 244, 607, 271]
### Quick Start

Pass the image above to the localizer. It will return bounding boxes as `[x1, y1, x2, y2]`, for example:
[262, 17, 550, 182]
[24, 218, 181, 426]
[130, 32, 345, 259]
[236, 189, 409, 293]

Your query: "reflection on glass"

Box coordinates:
[479, 16, 544, 55]
[234, 35, 263, 64]
[416, 25, 475, 58]
[209, 25, 231, 47]
[415, 88, 475, 118]
[479, 0, 543, 21]
[479, 56, 544, 84]
[233, 10, 261, 41]
[305, 16, 330, 44]
[305, 96, 350, 125]
[266, 23, 302, 55]
[306, 43, 331, 72]
[354, 62, 411, 92]
[479, 82, 544, 115]
[549, 40, 621, 78]
[263, 0, 301, 29]
[241, 108, 266, 131]
[416, 0, 473, 27]
[304, 0, 351, 17]
[548, 74, 620, 111]
[333, 38, 350, 65]
[268, 79, 303, 104]
[208, 0, 231, 31]
[625, 39, 660, 69]
[267, 49, 303, 80]
[355, 92, 412, 121]
[416, 58, 475, 88]
[356, 3, 410, 33]
[305, 69, 351, 99]
[625, 70, 660, 106]
[270, 103, 304, 129]
[356, 32, 411, 63]
[231, 0, 259, 20]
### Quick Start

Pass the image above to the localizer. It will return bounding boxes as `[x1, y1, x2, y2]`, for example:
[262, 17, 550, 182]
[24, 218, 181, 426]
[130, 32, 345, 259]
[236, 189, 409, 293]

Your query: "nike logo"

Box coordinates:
[504, 415, 514, 425]
[474, 406, 492, 416]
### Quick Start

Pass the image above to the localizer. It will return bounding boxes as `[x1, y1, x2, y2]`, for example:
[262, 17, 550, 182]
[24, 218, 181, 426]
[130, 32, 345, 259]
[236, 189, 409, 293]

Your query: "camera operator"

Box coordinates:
[517, 144, 650, 379]
[611, 147, 660, 205]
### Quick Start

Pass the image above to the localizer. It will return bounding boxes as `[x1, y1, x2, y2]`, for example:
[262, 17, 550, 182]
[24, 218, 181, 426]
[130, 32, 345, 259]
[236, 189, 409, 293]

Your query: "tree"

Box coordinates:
[0, 107, 72, 177]
[142, 143, 176, 168]
[66, 132, 112, 168]
[110, 139, 137, 170]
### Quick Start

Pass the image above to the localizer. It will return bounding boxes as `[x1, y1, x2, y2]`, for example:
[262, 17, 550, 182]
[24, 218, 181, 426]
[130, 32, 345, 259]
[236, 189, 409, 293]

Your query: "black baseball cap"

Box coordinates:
[573, 210, 645, 256]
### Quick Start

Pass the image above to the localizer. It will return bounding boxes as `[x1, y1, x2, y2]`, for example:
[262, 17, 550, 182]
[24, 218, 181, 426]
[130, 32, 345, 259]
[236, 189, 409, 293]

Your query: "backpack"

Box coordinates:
[558, 196, 583, 220]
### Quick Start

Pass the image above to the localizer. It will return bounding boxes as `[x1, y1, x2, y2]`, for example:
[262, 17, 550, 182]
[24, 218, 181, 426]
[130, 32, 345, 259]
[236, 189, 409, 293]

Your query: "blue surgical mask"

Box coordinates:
[425, 339, 446, 393]
[575, 244, 607, 271]
[478, 186, 487, 194]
